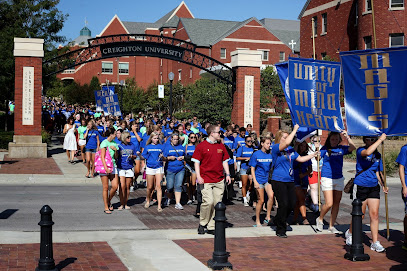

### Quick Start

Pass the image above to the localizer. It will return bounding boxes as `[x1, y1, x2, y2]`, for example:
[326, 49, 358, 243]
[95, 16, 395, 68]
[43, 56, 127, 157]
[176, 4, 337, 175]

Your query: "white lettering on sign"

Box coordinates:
[22, 67, 34, 125]
[244, 75, 254, 127]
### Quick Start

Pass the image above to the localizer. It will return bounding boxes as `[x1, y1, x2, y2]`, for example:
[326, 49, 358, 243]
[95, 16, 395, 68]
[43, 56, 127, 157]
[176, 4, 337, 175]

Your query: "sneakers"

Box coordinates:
[345, 229, 352, 246]
[328, 227, 340, 234]
[187, 200, 193, 205]
[238, 181, 242, 189]
[198, 224, 205, 235]
[164, 198, 171, 207]
[370, 241, 385, 253]
[175, 203, 184, 210]
[243, 201, 249, 207]
[246, 192, 250, 203]
[129, 186, 135, 192]
[316, 218, 324, 232]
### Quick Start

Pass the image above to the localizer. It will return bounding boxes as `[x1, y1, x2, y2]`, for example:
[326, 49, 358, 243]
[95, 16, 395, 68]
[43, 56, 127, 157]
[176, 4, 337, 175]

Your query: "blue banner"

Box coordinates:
[287, 57, 343, 132]
[275, 62, 317, 142]
[341, 47, 407, 136]
[94, 86, 121, 116]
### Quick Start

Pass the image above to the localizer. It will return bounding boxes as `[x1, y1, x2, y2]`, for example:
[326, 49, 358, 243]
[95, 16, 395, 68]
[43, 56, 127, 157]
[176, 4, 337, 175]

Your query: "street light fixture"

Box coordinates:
[168, 72, 174, 118]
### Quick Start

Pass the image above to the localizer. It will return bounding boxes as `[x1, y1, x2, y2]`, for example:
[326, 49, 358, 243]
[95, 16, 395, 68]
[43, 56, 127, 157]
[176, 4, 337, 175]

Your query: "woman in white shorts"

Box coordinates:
[141, 132, 164, 212]
[316, 131, 356, 233]
[77, 119, 87, 163]
[117, 131, 138, 210]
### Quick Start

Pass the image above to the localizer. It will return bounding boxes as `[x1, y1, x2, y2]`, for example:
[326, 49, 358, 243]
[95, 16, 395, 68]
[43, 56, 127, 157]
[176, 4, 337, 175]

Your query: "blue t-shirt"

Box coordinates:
[293, 159, 312, 186]
[163, 144, 185, 173]
[233, 136, 245, 150]
[114, 137, 121, 145]
[85, 130, 100, 149]
[186, 144, 196, 156]
[74, 120, 81, 128]
[117, 143, 138, 170]
[97, 125, 106, 141]
[223, 136, 235, 165]
[236, 145, 255, 170]
[164, 128, 173, 138]
[248, 149, 273, 184]
[396, 144, 407, 185]
[142, 144, 164, 169]
[140, 133, 150, 149]
[320, 145, 350, 179]
[129, 131, 142, 153]
[271, 144, 299, 182]
[354, 147, 383, 187]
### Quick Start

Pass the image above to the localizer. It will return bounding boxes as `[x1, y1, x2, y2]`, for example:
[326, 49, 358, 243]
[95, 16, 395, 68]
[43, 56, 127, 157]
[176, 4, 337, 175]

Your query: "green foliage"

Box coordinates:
[184, 78, 231, 124]
[0, 0, 68, 105]
[121, 78, 147, 113]
[41, 129, 51, 144]
[0, 130, 13, 149]
[260, 66, 286, 114]
[62, 81, 94, 105]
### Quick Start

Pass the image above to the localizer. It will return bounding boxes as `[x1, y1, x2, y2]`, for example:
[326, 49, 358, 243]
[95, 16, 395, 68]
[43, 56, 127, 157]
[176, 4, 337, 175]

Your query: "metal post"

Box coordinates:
[207, 202, 233, 270]
[344, 199, 370, 262]
[36, 205, 58, 271]
[169, 80, 173, 118]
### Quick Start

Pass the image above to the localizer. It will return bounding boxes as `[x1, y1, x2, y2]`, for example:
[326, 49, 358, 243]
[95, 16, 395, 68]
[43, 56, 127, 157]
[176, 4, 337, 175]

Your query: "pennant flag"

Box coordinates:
[341, 47, 407, 136]
[275, 61, 316, 141]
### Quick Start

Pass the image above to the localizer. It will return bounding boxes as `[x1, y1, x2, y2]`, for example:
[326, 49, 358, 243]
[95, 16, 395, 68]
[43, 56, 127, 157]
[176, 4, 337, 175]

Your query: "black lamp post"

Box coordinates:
[119, 79, 125, 114]
[168, 72, 174, 118]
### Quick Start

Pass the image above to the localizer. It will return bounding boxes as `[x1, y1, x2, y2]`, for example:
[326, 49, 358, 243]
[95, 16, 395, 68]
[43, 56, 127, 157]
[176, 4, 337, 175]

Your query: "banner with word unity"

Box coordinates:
[341, 47, 407, 136]
[287, 58, 343, 132]
[275, 61, 316, 142]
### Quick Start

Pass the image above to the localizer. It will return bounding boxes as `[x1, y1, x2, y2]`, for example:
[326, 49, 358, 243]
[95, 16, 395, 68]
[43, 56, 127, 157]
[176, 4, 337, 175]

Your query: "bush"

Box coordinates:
[0, 130, 13, 149]
[344, 149, 399, 176]
[41, 129, 51, 144]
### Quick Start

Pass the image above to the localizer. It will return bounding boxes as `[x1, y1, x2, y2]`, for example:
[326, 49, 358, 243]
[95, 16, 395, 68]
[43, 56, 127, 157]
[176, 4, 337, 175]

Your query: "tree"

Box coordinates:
[0, 0, 68, 105]
[184, 78, 231, 124]
[121, 78, 146, 113]
[260, 66, 286, 114]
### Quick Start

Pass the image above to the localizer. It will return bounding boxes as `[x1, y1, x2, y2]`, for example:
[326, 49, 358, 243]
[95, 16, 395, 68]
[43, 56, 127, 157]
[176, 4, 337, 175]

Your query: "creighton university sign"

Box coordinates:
[100, 41, 185, 61]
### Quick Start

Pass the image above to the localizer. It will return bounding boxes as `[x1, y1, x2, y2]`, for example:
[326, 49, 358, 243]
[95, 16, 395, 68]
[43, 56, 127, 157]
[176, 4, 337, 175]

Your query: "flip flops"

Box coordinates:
[104, 210, 112, 214]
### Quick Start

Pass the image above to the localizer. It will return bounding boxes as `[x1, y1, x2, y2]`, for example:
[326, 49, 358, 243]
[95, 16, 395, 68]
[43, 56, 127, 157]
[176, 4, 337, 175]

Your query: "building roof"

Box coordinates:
[260, 18, 300, 52]
[71, 26, 93, 46]
[179, 17, 240, 47]
[298, 0, 312, 19]
[122, 21, 161, 34]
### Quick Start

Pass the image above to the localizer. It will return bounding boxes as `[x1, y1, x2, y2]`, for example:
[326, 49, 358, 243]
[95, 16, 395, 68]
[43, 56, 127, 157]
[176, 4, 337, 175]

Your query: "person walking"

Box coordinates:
[192, 125, 231, 235]
[77, 119, 87, 163]
[396, 143, 407, 251]
[316, 131, 356, 233]
[345, 134, 388, 253]
[185, 133, 199, 206]
[270, 124, 318, 238]
[236, 136, 255, 207]
[63, 116, 77, 163]
[84, 120, 100, 178]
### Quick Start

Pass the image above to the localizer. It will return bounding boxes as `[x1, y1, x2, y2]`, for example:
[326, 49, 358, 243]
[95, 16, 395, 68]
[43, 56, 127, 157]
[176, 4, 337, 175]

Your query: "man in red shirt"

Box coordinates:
[192, 125, 231, 234]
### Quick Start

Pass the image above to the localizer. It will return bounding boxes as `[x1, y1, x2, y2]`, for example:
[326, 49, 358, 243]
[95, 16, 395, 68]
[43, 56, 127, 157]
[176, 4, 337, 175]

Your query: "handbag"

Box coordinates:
[344, 168, 368, 194]
[95, 147, 113, 174]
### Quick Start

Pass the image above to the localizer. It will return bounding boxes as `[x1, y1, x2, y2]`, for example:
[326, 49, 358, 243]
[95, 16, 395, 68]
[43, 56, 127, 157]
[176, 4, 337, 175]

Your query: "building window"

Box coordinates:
[390, 0, 404, 8]
[102, 62, 113, 74]
[312, 16, 318, 37]
[118, 62, 129, 74]
[364, 36, 372, 49]
[321, 13, 327, 34]
[190, 68, 192, 78]
[262, 50, 269, 61]
[390, 33, 405, 47]
[220, 48, 226, 59]
[366, 0, 372, 11]
[321, 52, 327, 59]
[178, 69, 182, 81]
[279, 52, 285, 62]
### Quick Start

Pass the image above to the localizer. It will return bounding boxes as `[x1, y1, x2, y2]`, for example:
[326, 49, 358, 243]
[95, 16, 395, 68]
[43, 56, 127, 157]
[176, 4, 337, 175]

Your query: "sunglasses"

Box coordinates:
[190, 136, 197, 139]
[365, 138, 377, 142]
[246, 140, 253, 143]
[126, 136, 131, 139]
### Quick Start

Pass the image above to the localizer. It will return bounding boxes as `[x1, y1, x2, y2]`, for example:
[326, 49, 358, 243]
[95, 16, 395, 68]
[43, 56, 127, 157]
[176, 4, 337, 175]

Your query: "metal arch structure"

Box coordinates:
[43, 34, 235, 86]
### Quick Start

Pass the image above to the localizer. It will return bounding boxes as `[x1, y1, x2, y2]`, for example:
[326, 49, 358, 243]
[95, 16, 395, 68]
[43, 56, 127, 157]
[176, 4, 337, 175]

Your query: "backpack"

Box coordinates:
[95, 148, 113, 174]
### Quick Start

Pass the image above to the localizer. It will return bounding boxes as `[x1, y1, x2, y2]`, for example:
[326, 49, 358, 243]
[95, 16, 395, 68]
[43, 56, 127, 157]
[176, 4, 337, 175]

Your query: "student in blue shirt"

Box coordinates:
[249, 136, 273, 227]
[117, 131, 138, 211]
[396, 143, 407, 251]
[292, 141, 312, 225]
[114, 129, 123, 145]
[185, 133, 199, 206]
[316, 131, 356, 234]
[141, 132, 164, 212]
[236, 136, 255, 207]
[163, 134, 186, 210]
[345, 134, 388, 253]
[129, 121, 142, 190]
[270, 124, 318, 237]
[84, 120, 100, 178]
[233, 127, 246, 150]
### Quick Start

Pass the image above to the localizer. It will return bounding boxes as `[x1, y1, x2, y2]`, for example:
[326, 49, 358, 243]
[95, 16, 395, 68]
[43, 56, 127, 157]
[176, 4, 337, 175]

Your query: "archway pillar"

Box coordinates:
[231, 50, 261, 134]
[9, 38, 47, 158]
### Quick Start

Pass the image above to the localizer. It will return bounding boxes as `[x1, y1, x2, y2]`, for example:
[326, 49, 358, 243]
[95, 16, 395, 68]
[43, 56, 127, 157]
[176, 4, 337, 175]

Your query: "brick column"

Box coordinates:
[9, 38, 46, 158]
[230, 50, 261, 134]
[267, 116, 281, 137]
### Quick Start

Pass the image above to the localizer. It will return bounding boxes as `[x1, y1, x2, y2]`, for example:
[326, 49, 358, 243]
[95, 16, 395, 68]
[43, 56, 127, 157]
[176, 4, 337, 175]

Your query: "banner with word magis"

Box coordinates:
[341, 47, 407, 136]
[287, 58, 344, 132]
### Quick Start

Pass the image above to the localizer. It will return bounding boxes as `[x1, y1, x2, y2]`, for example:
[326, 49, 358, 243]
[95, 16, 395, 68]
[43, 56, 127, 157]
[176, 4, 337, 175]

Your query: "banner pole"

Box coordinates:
[371, 0, 377, 48]
[312, 17, 316, 60]
[381, 142, 390, 240]
[317, 130, 321, 211]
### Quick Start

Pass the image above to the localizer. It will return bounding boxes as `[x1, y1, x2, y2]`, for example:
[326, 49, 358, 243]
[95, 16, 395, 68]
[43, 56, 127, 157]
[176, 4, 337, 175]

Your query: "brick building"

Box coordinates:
[57, 1, 300, 89]
[299, 0, 406, 61]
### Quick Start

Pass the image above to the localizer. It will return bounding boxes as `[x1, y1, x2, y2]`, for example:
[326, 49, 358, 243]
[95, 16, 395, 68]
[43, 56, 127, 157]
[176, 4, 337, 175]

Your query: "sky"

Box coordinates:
[57, 0, 306, 43]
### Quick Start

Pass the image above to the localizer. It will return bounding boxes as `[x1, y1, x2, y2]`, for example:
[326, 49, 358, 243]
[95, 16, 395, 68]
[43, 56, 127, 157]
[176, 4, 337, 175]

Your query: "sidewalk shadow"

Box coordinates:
[0, 209, 18, 219]
[0, 160, 18, 165]
[55, 257, 77, 270]
[48, 147, 65, 157]
[381, 230, 407, 270]
[127, 197, 146, 206]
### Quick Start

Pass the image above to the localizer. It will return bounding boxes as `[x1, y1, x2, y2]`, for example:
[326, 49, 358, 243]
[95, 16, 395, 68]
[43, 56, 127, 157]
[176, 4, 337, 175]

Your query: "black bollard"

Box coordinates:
[36, 205, 58, 271]
[207, 202, 233, 270]
[344, 199, 370, 261]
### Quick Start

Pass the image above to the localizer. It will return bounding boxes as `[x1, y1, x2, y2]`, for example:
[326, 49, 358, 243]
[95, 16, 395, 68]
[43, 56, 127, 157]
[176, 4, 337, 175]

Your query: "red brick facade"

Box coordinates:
[300, 0, 407, 61]
[14, 57, 42, 136]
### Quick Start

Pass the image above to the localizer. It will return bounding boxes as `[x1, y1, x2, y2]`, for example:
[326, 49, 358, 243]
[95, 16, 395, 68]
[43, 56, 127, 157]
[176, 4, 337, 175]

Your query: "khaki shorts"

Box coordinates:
[321, 177, 345, 191]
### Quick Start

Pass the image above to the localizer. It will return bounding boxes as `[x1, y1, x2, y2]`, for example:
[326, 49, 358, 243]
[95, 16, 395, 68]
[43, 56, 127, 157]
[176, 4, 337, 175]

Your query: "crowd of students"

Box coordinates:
[54, 103, 407, 253]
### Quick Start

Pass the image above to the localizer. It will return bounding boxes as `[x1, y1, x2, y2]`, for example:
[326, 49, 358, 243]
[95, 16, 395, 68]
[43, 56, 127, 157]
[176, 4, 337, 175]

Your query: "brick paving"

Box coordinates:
[175, 231, 407, 271]
[0, 242, 127, 271]
[0, 155, 63, 175]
